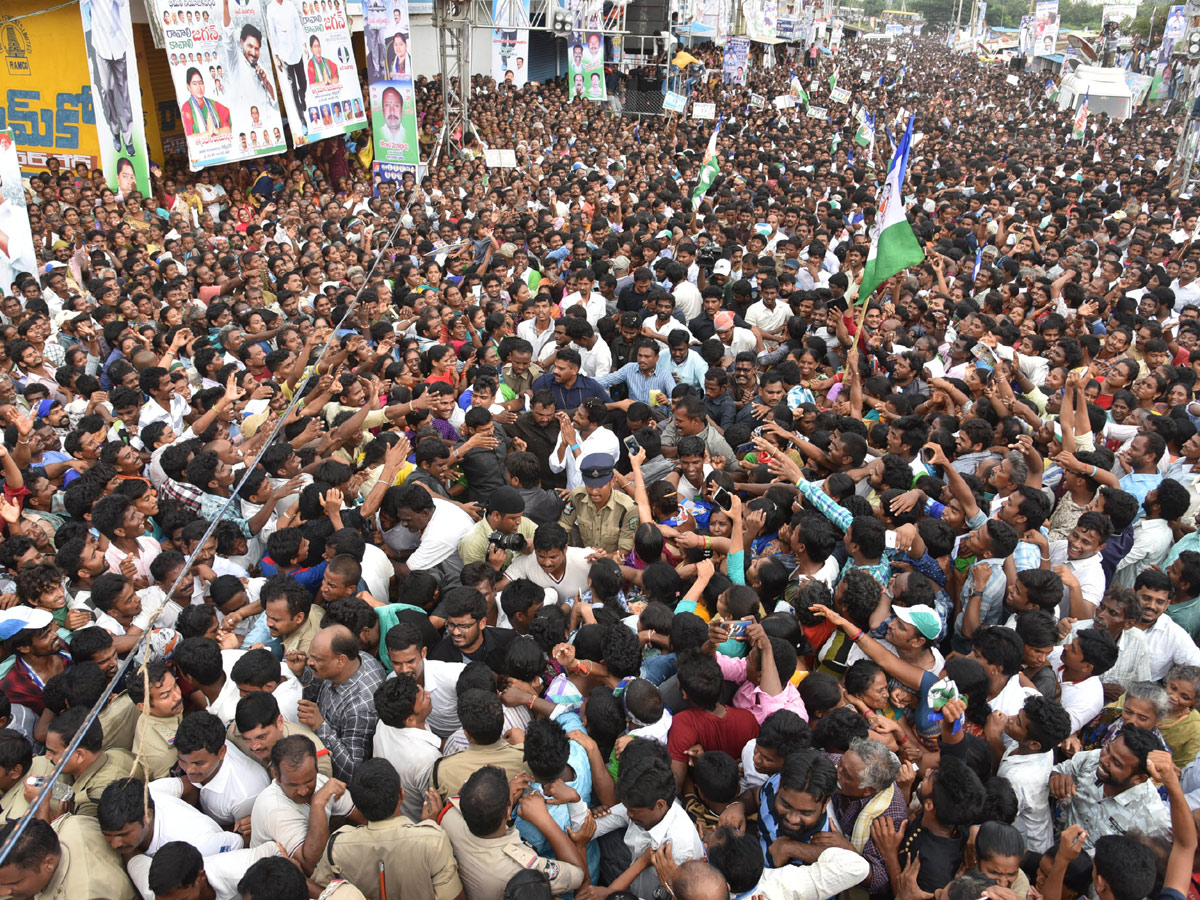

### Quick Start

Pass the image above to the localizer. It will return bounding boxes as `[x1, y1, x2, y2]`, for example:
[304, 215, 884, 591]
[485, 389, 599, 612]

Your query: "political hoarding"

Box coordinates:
[158, 0, 287, 170]
[79, 0, 152, 197]
[1034, 0, 1060, 57]
[568, 33, 606, 100]
[723, 37, 749, 86]
[492, 0, 529, 88]
[265, 0, 366, 148]
[0, 130, 37, 296]
[744, 0, 777, 42]
[1162, 5, 1185, 61]
[1018, 14, 1035, 56]
[663, 92, 688, 113]
[1102, 4, 1136, 25]
[364, 0, 420, 171]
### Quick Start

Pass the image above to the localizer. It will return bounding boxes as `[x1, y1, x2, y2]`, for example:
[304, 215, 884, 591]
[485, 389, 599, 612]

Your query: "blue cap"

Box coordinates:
[580, 454, 615, 488]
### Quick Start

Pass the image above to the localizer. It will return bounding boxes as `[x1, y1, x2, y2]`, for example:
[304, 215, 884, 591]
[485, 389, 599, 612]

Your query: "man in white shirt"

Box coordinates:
[135, 840, 281, 900]
[1047, 630, 1115, 734]
[1113, 480, 1188, 589]
[265, 0, 306, 130]
[165, 709, 271, 827]
[1134, 570, 1200, 680]
[372, 672, 443, 819]
[219, 0, 281, 139]
[98, 776, 244, 861]
[516, 296, 557, 360]
[390, 485, 475, 587]
[503, 523, 594, 605]
[250, 735, 356, 871]
[138, 368, 191, 434]
[561, 270, 608, 327]
[1173, 258, 1200, 311]
[549, 413, 620, 491]
[997, 694, 1073, 854]
[1048, 534, 1106, 616]
[380, 621, 465, 739]
[88, 0, 136, 156]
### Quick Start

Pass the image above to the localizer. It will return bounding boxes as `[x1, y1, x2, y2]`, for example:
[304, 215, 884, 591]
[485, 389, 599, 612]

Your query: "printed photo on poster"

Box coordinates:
[492, 0, 529, 87]
[568, 32, 606, 101]
[265, 0, 365, 147]
[0, 131, 37, 297]
[79, 0, 152, 197]
[722, 37, 749, 85]
[1034, 0, 1059, 56]
[364, 0, 419, 167]
[161, 0, 287, 170]
[1162, 5, 1186, 60]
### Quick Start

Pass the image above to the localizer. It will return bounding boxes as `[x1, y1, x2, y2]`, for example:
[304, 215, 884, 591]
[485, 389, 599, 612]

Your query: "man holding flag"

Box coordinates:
[856, 114, 925, 307]
[692, 119, 722, 210]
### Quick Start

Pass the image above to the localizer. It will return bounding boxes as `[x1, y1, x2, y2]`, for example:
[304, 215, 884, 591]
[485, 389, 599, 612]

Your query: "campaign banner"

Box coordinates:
[492, 0, 529, 87]
[776, 17, 796, 39]
[806, 104, 828, 119]
[0, 131, 37, 296]
[1018, 14, 1035, 56]
[663, 91, 688, 113]
[830, 86, 851, 103]
[744, 0, 777, 42]
[79, 0, 152, 197]
[1102, 3, 1136, 25]
[696, 0, 728, 38]
[1005, 73, 1019, 85]
[693, 102, 716, 119]
[159, 0, 287, 170]
[749, 93, 766, 107]
[722, 37, 749, 85]
[1126, 71, 1154, 105]
[568, 31, 606, 100]
[364, 0, 420, 168]
[830, 18, 843, 50]
[1163, 5, 1186, 60]
[265, 0, 365, 148]
[1034, 0, 1059, 57]
[773, 94, 795, 108]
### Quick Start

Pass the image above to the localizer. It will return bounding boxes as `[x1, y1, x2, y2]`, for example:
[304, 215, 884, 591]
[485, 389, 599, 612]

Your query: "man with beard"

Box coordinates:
[1048, 725, 1170, 853]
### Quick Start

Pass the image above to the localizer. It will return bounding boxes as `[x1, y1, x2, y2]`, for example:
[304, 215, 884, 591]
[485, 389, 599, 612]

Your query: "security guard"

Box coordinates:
[558, 454, 638, 555]
[0, 815, 137, 900]
[44, 708, 134, 819]
[0, 734, 52, 823]
[314, 759, 462, 900]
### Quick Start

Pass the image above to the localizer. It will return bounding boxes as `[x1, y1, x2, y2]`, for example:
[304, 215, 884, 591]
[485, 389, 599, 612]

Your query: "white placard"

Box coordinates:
[773, 94, 796, 109]
[750, 92, 766, 108]
[663, 91, 688, 113]
[484, 148, 518, 167]
[693, 101, 716, 119]
[1006, 74, 1020, 85]
[860, 70, 871, 82]
[806, 104, 828, 119]
[830, 87, 851, 103]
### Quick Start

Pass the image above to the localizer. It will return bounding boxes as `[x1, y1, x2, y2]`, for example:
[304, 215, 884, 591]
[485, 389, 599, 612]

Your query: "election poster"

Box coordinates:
[1162, 5, 1186, 61]
[696, 0, 728, 38]
[1102, 4, 1136, 26]
[663, 91, 688, 113]
[265, 0, 365, 148]
[744, 0, 777, 42]
[568, 32, 606, 100]
[723, 37, 749, 86]
[1018, 14, 1035, 56]
[159, 0, 287, 170]
[79, 0, 152, 197]
[492, 0, 529, 87]
[0, 130, 37, 296]
[1034, 0, 1060, 56]
[364, 0, 420, 175]
[692, 102, 716, 119]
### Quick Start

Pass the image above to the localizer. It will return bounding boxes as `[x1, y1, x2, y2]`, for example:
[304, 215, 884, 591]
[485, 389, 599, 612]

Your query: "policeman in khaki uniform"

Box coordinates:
[558, 454, 637, 556]
[437, 766, 587, 900]
[0, 745, 52, 824]
[314, 759, 463, 900]
[44, 708, 134, 818]
[98, 693, 139, 753]
[0, 814, 137, 900]
[129, 663, 186, 782]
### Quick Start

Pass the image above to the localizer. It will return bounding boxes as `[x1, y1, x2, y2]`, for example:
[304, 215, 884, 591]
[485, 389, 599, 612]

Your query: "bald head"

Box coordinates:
[673, 861, 728, 900]
[307, 624, 362, 683]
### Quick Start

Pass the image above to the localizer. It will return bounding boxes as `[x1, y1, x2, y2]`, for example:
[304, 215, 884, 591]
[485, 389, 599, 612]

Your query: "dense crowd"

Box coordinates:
[1, 28, 1200, 900]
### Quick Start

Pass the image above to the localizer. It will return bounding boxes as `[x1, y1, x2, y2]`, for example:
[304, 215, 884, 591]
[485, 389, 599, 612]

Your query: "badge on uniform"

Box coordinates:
[563, 501, 575, 516]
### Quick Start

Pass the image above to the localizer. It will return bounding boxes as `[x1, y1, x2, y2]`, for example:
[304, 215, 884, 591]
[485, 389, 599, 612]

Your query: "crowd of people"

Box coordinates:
[1, 26, 1200, 900]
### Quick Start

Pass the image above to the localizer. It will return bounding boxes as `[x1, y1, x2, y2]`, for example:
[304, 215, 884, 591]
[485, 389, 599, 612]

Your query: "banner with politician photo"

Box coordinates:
[364, 0, 419, 166]
[492, 0, 529, 87]
[157, 0, 287, 169]
[723, 37, 749, 86]
[0, 131, 37, 298]
[568, 32, 607, 101]
[265, 0, 365, 147]
[79, 0, 152, 197]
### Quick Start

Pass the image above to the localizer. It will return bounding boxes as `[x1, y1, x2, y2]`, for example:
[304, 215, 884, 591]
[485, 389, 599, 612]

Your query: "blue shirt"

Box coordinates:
[530, 372, 612, 411]
[596, 362, 677, 405]
[669, 350, 710, 395]
[1120, 472, 1162, 523]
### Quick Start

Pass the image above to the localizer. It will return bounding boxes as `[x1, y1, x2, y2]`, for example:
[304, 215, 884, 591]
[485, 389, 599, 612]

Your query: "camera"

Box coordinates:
[696, 244, 720, 271]
[488, 531, 528, 553]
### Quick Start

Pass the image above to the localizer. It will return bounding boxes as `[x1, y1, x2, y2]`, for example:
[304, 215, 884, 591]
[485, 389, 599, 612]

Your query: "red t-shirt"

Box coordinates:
[667, 705, 761, 762]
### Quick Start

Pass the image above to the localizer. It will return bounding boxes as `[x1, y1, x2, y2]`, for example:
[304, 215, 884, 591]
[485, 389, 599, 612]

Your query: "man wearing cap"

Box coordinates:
[0, 608, 69, 716]
[558, 454, 637, 556]
[713, 311, 760, 360]
[458, 487, 537, 572]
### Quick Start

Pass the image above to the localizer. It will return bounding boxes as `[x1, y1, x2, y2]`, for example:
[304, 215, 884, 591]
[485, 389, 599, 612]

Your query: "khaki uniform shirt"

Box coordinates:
[313, 816, 463, 900]
[458, 516, 538, 568]
[69, 748, 135, 817]
[0, 756, 53, 822]
[430, 741, 529, 803]
[438, 801, 585, 900]
[37, 815, 136, 900]
[131, 713, 181, 781]
[228, 719, 334, 778]
[558, 488, 637, 555]
[283, 606, 325, 656]
[99, 693, 139, 752]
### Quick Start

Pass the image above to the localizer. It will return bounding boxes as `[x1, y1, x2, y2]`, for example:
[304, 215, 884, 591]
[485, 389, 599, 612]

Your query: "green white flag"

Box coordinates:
[857, 115, 925, 304]
[790, 75, 809, 107]
[828, 68, 838, 92]
[691, 121, 721, 211]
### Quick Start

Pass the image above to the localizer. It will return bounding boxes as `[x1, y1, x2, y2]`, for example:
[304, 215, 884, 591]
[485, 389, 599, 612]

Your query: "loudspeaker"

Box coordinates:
[626, 0, 670, 35]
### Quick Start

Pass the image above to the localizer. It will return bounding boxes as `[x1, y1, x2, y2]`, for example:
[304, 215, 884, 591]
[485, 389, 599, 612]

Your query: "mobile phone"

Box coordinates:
[752, 426, 764, 438]
[711, 485, 733, 511]
[735, 442, 754, 456]
[884, 530, 899, 550]
[726, 620, 749, 639]
[624, 434, 641, 456]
